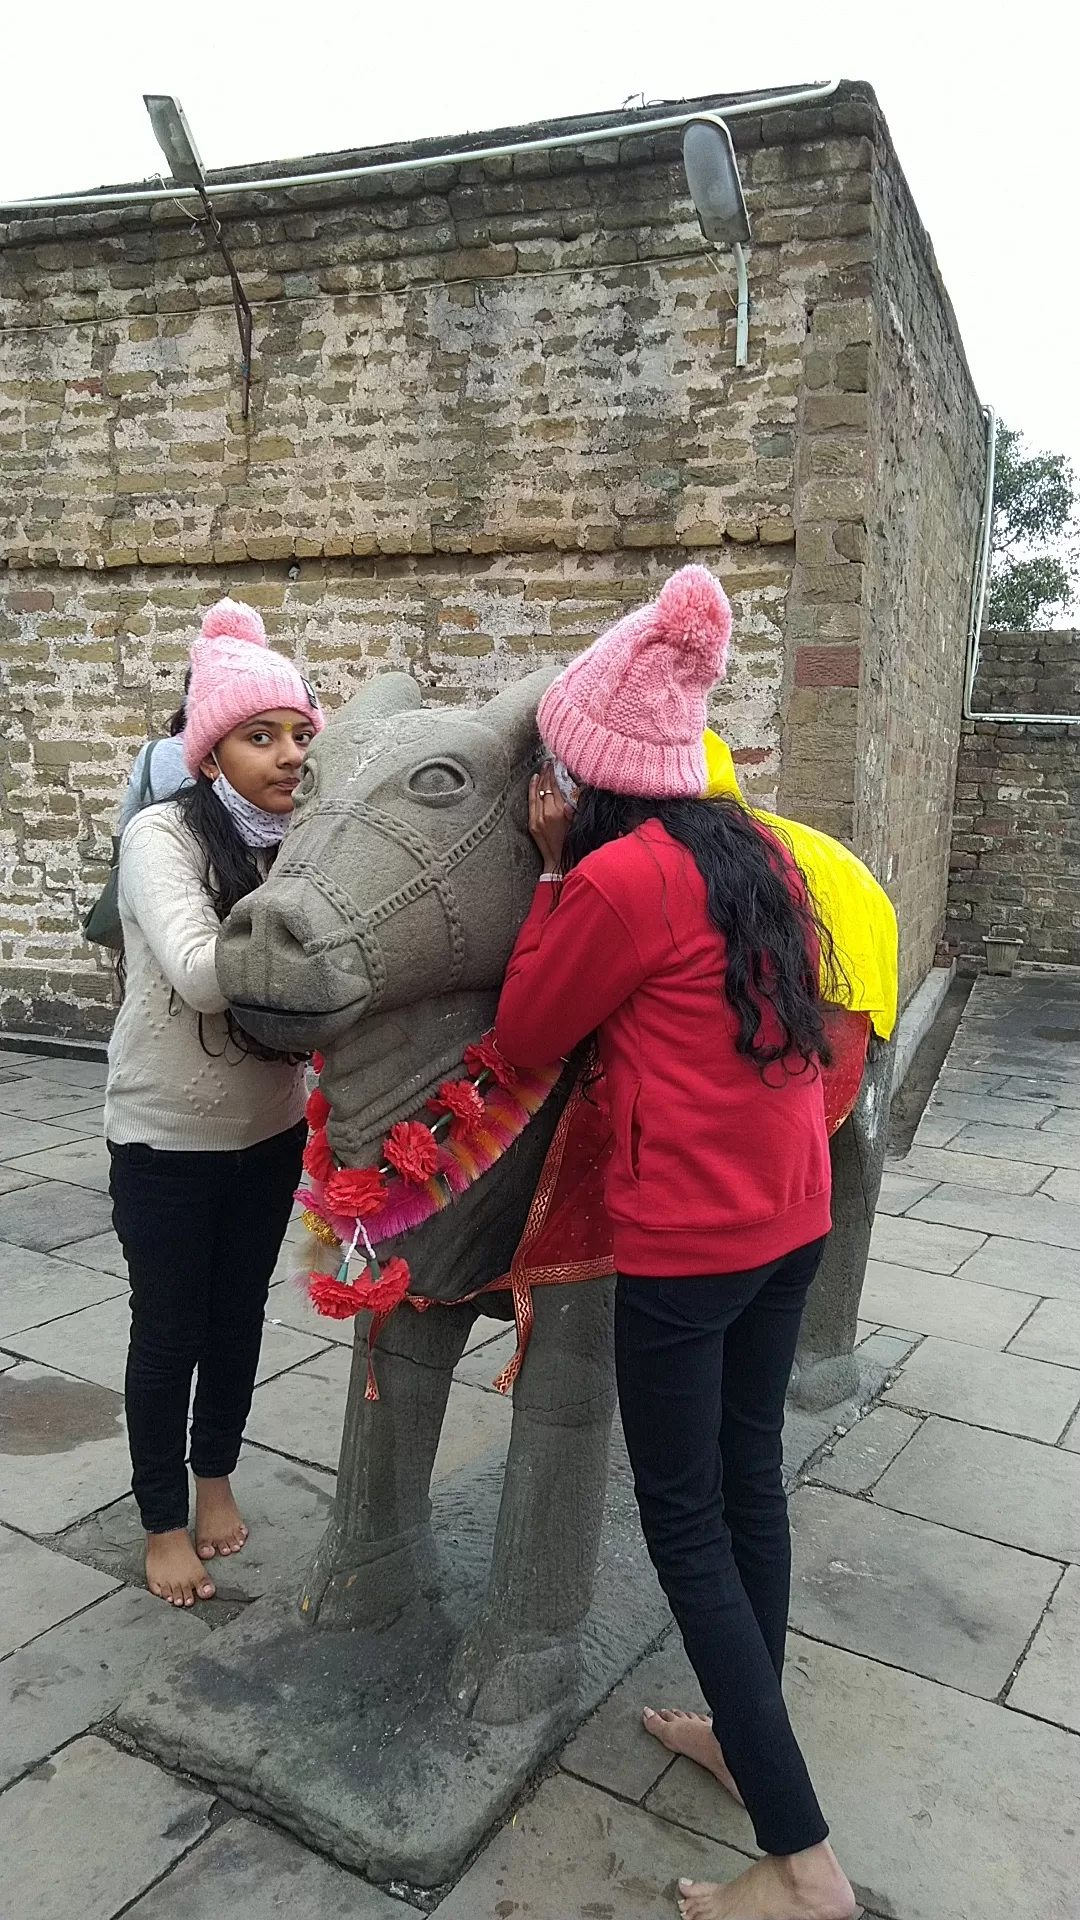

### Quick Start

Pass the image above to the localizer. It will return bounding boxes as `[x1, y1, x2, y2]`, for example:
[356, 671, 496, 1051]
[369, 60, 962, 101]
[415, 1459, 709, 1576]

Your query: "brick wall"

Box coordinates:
[0, 84, 983, 1036]
[946, 632, 1080, 969]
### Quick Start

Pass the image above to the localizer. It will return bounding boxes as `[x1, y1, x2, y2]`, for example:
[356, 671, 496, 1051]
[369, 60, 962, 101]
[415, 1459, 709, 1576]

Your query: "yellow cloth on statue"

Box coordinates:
[702, 730, 898, 1041]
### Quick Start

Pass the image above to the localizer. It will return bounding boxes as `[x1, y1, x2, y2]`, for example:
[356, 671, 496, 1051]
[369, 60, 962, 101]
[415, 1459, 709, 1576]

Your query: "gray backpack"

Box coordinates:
[82, 743, 161, 950]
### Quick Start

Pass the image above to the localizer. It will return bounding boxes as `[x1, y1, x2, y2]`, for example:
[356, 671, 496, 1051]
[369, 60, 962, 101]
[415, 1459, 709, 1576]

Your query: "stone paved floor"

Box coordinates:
[1, 974, 1079, 1919]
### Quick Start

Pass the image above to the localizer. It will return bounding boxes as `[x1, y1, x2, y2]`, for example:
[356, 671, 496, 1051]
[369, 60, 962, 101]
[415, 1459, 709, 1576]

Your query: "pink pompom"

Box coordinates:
[656, 566, 732, 672]
[199, 597, 267, 648]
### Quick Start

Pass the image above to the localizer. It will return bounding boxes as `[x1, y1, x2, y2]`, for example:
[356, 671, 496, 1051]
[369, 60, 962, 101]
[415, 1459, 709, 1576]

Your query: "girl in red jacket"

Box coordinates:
[496, 566, 855, 1920]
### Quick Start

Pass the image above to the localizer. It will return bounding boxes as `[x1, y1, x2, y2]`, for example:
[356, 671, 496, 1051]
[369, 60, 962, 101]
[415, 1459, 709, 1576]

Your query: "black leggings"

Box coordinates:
[615, 1238, 828, 1858]
[109, 1122, 305, 1535]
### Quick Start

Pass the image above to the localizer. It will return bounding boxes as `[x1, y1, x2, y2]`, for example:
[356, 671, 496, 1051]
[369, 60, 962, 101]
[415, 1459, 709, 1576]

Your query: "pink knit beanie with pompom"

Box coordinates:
[182, 598, 325, 775]
[537, 565, 732, 797]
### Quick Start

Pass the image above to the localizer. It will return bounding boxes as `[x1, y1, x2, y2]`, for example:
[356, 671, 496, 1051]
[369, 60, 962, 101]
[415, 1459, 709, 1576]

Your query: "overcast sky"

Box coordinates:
[3, 0, 1077, 491]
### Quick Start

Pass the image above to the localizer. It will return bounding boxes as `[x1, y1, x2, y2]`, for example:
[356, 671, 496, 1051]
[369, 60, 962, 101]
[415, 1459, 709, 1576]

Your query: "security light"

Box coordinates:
[144, 95, 205, 188]
[142, 94, 254, 418]
[682, 118, 751, 367]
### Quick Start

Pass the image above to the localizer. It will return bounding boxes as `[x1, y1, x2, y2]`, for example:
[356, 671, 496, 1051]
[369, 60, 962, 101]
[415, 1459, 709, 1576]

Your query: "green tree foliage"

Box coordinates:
[985, 423, 1079, 630]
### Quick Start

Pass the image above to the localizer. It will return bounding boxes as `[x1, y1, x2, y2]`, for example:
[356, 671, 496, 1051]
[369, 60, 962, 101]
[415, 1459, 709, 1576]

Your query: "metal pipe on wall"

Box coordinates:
[0, 81, 841, 215]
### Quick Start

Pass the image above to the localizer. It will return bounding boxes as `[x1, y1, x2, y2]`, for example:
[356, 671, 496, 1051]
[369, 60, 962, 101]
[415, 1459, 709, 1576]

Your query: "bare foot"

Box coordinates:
[677, 1842, 855, 1920]
[642, 1707, 745, 1807]
[145, 1530, 216, 1608]
[194, 1476, 248, 1560]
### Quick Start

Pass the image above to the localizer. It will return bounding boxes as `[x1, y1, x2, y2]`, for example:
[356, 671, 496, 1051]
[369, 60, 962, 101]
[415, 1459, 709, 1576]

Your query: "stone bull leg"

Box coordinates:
[450, 1277, 617, 1724]
[299, 1301, 473, 1630]
[790, 1031, 896, 1412]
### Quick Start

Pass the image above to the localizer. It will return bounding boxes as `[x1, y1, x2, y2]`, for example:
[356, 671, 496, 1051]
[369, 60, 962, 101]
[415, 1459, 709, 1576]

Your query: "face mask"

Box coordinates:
[211, 771, 290, 848]
[550, 759, 579, 811]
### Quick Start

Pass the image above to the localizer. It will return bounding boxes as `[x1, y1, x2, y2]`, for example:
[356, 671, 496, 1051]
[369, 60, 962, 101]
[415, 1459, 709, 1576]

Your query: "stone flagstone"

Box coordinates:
[60, 1445, 337, 1606]
[0, 1242, 127, 1337]
[874, 1414, 1080, 1562]
[0, 1361, 132, 1534]
[946, 1120, 1080, 1169]
[53, 1229, 127, 1277]
[560, 1629, 707, 1803]
[1007, 1566, 1080, 1733]
[875, 1170, 938, 1214]
[0, 1522, 117, 1657]
[4, 1134, 112, 1194]
[8, 1291, 330, 1393]
[0, 1586, 210, 1789]
[0, 1179, 115, 1252]
[0, 1076, 108, 1123]
[895, 1143, 1052, 1193]
[789, 1486, 1060, 1698]
[885, 1336, 1080, 1442]
[432, 1770, 751, 1918]
[0, 1736, 213, 1920]
[126, 1819, 404, 1917]
[0, 1114, 91, 1161]
[810, 1405, 923, 1495]
[927, 1090, 1054, 1127]
[910, 1183, 1080, 1251]
[643, 1634, 1080, 1920]
[859, 1262, 1036, 1348]
[956, 1236, 1080, 1301]
[1008, 1296, 1080, 1372]
[869, 1214, 985, 1273]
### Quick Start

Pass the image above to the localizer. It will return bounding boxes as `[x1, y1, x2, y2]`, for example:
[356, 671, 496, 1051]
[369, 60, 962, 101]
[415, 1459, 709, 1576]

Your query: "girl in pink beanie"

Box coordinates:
[105, 598, 324, 1610]
[497, 566, 856, 1920]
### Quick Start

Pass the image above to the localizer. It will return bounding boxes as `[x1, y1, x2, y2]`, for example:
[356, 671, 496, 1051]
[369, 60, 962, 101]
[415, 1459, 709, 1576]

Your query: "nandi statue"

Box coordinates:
[122, 666, 895, 1885]
[217, 667, 617, 1725]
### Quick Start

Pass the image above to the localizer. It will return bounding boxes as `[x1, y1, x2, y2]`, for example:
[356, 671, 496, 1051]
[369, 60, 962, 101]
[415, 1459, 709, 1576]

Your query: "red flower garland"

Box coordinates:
[306, 1086, 331, 1131]
[427, 1077, 486, 1140]
[306, 1255, 412, 1320]
[303, 1126, 334, 1183]
[464, 1034, 517, 1089]
[324, 1166, 387, 1218]
[384, 1120, 440, 1185]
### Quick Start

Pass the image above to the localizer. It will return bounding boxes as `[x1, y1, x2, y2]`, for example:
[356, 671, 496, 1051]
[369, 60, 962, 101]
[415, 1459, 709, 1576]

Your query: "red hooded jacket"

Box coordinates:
[495, 818, 832, 1277]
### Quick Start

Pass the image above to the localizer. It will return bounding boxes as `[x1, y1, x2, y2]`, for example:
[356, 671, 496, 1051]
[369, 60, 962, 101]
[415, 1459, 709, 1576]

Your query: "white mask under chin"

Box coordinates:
[211, 772, 290, 848]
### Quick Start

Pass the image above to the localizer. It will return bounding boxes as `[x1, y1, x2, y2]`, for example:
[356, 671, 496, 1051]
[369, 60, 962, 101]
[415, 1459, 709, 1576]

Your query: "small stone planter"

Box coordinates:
[983, 933, 1024, 976]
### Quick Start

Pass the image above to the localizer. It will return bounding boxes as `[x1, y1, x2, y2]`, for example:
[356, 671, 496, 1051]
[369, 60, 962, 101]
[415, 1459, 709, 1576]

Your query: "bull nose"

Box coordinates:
[217, 881, 373, 1021]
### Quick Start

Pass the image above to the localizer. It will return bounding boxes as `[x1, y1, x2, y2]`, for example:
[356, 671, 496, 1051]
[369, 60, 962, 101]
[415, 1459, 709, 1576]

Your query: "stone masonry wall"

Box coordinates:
[946, 631, 1080, 969]
[775, 115, 983, 1004]
[0, 84, 980, 1036]
[0, 89, 885, 1037]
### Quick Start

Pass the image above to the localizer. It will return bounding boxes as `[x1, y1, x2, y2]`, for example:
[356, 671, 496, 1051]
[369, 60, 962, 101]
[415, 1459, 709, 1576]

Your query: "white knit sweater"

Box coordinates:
[105, 803, 306, 1152]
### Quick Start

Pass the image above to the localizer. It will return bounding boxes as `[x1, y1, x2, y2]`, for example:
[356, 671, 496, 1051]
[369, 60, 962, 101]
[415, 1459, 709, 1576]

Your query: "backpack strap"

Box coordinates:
[138, 740, 159, 807]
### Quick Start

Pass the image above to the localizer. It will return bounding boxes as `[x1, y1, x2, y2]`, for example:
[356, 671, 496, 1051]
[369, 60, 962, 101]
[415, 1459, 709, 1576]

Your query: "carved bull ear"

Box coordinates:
[343, 673, 424, 724]
[479, 666, 561, 771]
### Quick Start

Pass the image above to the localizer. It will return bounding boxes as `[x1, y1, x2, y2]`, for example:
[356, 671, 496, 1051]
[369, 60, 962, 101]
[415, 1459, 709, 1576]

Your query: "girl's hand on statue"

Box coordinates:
[528, 768, 573, 874]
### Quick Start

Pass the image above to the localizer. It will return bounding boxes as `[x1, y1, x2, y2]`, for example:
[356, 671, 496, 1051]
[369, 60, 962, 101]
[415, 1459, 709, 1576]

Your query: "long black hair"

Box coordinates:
[561, 789, 840, 1077]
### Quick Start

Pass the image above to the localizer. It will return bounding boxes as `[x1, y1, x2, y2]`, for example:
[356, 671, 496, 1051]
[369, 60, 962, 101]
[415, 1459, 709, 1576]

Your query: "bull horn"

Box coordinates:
[479, 666, 560, 771]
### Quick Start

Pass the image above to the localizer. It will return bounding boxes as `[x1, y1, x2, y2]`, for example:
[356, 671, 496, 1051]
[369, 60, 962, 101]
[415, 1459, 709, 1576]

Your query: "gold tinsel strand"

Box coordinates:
[301, 1209, 341, 1250]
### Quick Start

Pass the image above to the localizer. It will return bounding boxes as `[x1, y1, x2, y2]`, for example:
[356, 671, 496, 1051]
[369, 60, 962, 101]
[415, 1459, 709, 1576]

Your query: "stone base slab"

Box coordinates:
[118, 1448, 669, 1890]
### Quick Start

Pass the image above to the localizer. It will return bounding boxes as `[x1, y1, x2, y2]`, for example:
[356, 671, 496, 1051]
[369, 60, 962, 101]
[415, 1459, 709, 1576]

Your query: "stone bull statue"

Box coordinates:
[216, 668, 894, 1726]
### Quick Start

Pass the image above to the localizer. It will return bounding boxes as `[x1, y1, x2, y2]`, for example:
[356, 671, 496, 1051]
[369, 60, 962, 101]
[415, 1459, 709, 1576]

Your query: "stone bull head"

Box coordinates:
[216, 667, 617, 1725]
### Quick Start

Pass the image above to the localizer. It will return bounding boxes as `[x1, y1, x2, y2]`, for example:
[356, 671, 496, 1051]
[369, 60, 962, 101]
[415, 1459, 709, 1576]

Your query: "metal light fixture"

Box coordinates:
[143, 94, 254, 418]
[682, 118, 751, 367]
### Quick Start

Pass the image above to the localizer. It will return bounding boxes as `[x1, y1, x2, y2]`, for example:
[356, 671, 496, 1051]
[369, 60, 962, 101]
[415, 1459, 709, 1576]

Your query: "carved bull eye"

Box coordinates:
[406, 759, 473, 806]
